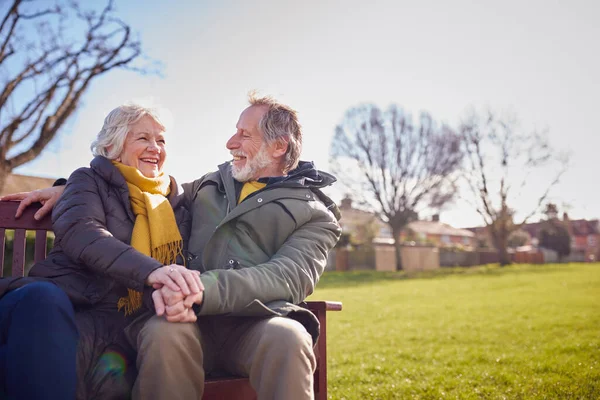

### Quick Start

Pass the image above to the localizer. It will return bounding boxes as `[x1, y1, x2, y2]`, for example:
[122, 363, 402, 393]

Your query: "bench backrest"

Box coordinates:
[0, 199, 341, 400]
[0, 201, 52, 277]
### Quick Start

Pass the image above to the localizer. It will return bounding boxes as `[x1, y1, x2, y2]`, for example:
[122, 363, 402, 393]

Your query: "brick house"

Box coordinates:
[469, 213, 600, 262]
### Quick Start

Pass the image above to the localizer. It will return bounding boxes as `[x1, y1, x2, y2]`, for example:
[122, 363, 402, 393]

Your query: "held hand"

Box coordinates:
[158, 286, 186, 307]
[146, 265, 202, 295]
[165, 306, 197, 323]
[164, 293, 203, 322]
[151, 287, 203, 321]
[151, 290, 198, 322]
[163, 289, 203, 317]
[151, 289, 194, 321]
[183, 290, 204, 309]
[0, 186, 65, 219]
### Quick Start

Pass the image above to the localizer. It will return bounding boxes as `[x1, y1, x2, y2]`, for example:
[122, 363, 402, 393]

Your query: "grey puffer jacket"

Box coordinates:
[0, 156, 190, 302]
[27, 156, 191, 306]
[184, 161, 341, 342]
[0, 156, 191, 400]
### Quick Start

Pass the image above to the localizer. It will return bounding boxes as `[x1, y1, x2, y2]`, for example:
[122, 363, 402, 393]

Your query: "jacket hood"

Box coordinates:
[216, 160, 341, 221]
[279, 161, 337, 189]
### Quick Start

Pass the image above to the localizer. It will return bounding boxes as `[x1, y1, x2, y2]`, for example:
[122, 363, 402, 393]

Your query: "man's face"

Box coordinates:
[227, 105, 278, 181]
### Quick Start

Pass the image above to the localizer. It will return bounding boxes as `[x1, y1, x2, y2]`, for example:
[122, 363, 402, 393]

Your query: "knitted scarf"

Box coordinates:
[112, 161, 183, 316]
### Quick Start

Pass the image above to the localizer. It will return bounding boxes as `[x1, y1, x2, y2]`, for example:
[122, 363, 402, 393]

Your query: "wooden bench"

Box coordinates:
[0, 200, 341, 399]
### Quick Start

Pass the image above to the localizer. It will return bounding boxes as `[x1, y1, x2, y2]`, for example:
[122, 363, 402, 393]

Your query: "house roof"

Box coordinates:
[467, 218, 600, 239]
[407, 220, 475, 238]
[0, 173, 56, 197]
[569, 219, 599, 236]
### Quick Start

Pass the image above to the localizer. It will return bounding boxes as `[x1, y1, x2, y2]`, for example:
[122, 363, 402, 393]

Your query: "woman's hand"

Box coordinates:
[0, 186, 65, 220]
[146, 264, 203, 296]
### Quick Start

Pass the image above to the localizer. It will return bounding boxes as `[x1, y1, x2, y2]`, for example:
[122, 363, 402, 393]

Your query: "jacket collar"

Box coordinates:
[211, 160, 341, 220]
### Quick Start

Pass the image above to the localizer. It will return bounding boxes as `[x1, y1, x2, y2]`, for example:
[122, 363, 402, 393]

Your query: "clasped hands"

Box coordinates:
[146, 264, 204, 323]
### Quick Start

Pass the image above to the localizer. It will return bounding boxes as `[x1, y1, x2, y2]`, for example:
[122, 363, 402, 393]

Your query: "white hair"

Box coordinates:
[90, 104, 165, 159]
[248, 92, 303, 173]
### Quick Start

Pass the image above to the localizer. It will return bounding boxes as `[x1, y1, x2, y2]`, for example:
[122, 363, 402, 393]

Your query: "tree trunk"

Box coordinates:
[498, 245, 511, 266]
[392, 227, 403, 271]
[0, 166, 9, 195]
[489, 224, 512, 266]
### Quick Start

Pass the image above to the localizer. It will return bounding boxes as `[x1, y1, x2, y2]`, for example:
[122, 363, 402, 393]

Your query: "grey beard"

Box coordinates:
[230, 145, 272, 181]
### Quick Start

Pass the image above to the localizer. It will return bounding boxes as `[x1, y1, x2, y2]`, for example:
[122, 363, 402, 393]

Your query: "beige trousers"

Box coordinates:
[131, 315, 316, 400]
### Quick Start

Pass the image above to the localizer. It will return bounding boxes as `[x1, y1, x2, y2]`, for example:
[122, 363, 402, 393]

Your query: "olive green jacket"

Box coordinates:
[183, 161, 341, 341]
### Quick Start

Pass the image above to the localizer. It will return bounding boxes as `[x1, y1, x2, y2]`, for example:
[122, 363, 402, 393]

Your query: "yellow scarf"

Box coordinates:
[112, 161, 184, 316]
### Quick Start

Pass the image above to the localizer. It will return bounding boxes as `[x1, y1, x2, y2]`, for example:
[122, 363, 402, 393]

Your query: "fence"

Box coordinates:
[334, 244, 440, 272]
[332, 245, 577, 272]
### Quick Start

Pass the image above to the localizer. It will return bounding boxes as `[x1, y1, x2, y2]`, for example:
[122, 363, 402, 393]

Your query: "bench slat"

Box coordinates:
[0, 201, 52, 230]
[12, 228, 26, 277]
[34, 230, 48, 263]
[0, 227, 5, 277]
[204, 377, 256, 400]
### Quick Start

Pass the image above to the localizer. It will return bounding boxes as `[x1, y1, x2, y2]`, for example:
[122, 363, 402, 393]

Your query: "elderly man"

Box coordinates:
[4, 94, 341, 400]
[133, 94, 341, 400]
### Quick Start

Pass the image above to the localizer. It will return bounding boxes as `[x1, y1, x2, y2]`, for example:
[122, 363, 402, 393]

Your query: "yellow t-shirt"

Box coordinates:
[238, 181, 267, 204]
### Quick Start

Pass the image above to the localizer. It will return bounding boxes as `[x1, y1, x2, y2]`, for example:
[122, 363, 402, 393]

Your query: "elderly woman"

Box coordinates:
[2, 104, 202, 399]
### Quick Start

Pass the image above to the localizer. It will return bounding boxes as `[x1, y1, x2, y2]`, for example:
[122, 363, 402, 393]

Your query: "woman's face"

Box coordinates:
[119, 115, 167, 178]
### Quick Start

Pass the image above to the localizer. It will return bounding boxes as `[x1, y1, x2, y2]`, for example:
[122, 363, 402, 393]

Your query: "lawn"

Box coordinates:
[309, 263, 600, 399]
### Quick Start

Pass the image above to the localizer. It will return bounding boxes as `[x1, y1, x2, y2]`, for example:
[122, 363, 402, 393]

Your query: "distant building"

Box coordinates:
[468, 213, 600, 262]
[0, 173, 56, 197]
[337, 196, 390, 244]
[401, 215, 475, 249]
[568, 218, 600, 261]
[337, 196, 473, 248]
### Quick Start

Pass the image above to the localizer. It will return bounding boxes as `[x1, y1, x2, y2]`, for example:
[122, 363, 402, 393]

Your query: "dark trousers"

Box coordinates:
[0, 282, 78, 400]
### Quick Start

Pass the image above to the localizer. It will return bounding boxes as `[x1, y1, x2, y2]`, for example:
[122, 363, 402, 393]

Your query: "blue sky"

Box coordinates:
[13, 0, 600, 228]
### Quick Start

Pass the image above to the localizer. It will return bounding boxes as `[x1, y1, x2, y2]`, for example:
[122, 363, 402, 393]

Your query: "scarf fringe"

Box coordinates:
[117, 242, 184, 316]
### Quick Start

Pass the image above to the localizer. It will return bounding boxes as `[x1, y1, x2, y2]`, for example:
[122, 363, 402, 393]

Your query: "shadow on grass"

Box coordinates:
[317, 263, 593, 289]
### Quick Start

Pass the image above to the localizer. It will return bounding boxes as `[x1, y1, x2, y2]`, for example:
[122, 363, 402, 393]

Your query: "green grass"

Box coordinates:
[309, 263, 600, 399]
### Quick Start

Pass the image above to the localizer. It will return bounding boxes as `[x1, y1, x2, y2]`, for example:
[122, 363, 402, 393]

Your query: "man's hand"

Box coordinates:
[0, 186, 65, 220]
[152, 284, 204, 323]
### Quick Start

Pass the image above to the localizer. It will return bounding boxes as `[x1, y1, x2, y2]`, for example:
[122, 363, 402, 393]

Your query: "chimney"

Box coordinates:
[563, 212, 569, 221]
[432, 214, 440, 222]
[340, 195, 352, 210]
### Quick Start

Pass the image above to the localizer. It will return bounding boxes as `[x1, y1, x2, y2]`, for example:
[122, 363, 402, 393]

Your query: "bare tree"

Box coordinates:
[330, 104, 463, 270]
[460, 109, 567, 265]
[0, 0, 152, 192]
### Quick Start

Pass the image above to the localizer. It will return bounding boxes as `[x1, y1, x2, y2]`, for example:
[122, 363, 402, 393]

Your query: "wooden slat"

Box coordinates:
[12, 228, 26, 277]
[315, 305, 328, 400]
[0, 201, 52, 230]
[203, 377, 256, 400]
[324, 301, 343, 312]
[306, 300, 343, 313]
[34, 230, 48, 263]
[0, 227, 5, 278]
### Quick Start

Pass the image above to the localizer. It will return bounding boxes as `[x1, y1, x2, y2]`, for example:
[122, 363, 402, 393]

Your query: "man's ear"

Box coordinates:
[271, 137, 289, 158]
